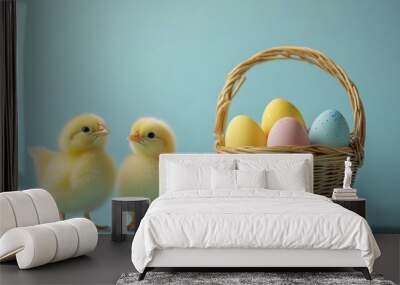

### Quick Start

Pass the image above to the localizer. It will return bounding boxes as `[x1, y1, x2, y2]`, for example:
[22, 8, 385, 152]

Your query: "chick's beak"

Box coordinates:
[128, 131, 142, 142]
[93, 123, 109, 136]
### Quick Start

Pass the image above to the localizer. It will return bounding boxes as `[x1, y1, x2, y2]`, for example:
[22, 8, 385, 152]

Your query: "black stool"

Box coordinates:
[112, 197, 150, 242]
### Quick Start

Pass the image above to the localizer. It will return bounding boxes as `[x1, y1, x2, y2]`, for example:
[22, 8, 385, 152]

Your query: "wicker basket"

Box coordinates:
[214, 46, 365, 197]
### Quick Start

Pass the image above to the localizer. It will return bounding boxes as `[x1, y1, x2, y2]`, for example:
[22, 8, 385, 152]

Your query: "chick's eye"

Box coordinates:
[81, 126, 91, 133]
[147, 132, 155, 139]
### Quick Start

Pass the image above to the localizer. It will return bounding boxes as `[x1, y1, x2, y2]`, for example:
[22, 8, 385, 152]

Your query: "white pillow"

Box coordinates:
[167, 160, 235, 191]
[236, 169, 267, 189]
[167, 163, 207, 191]
[267, 165, 307, 191]
[211, 169, 267, 190]
[237, 159, 310, 192]
[211, 168, 236, 190]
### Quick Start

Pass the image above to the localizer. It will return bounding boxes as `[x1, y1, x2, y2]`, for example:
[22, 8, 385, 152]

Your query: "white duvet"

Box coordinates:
[131, 190, 380, 273]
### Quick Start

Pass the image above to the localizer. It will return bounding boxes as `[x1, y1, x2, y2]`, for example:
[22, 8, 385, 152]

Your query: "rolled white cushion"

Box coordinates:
[24, 189, 60, 224]
[42, 221, 79, 262]
[0, 189, 60, 239]
[0, 196, 17, 237]
[64, 218, 98, 257]
[0, 191, 39, 227]
[0, 218, 97, 269]
[0, 226, 57, 269]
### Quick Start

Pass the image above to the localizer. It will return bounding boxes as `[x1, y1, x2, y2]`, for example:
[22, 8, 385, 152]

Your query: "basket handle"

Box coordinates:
[214, 46, 365, 160]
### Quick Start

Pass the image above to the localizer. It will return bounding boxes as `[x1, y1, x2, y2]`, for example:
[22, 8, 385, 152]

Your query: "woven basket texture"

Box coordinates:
[214, 46, 365, 197]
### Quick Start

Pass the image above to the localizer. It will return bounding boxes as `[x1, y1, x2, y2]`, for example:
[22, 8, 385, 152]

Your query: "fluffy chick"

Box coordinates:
[116, 118, 176, 229]
[30, 114, 115, 229]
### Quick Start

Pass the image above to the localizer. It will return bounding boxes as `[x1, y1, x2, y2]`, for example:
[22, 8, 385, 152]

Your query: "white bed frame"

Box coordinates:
[140, 153, 370, 280]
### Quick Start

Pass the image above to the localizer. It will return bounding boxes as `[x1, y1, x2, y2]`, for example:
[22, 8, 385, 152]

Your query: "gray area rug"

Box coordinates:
[117, 272, 396, 285]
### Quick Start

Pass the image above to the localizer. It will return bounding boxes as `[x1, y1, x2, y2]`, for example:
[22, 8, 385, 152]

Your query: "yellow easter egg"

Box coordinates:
[261, 98, 306, 137]
[225, 115, 267, 147]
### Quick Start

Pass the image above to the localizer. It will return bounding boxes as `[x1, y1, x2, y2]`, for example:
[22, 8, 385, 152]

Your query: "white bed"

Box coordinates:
[131, 154, 380, 280]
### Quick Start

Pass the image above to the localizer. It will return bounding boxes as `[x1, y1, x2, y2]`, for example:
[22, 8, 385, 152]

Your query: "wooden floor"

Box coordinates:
[0, 234, 398, 285]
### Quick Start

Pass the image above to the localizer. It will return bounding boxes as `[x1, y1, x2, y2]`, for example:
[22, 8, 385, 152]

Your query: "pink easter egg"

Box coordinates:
[267, 117, 310, 146]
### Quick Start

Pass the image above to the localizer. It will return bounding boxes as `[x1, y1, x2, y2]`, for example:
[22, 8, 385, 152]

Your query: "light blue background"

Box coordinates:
[16, 0, 400, 232]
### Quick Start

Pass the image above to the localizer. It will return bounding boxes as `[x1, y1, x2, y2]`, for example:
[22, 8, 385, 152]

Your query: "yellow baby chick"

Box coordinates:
[30, 114, 115, 229]
[116, 117, 176, 229]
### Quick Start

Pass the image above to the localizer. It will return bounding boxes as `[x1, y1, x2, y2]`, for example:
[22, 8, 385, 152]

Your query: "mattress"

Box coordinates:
[131, 190, 380, 273]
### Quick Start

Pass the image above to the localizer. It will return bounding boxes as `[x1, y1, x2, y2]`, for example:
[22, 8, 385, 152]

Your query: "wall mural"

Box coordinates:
[30, 113, 175, 229]
[15, 0, 400, 234]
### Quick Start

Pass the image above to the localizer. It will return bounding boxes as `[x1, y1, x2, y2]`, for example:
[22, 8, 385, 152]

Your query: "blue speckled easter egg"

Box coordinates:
[309, 109, 350, 147]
